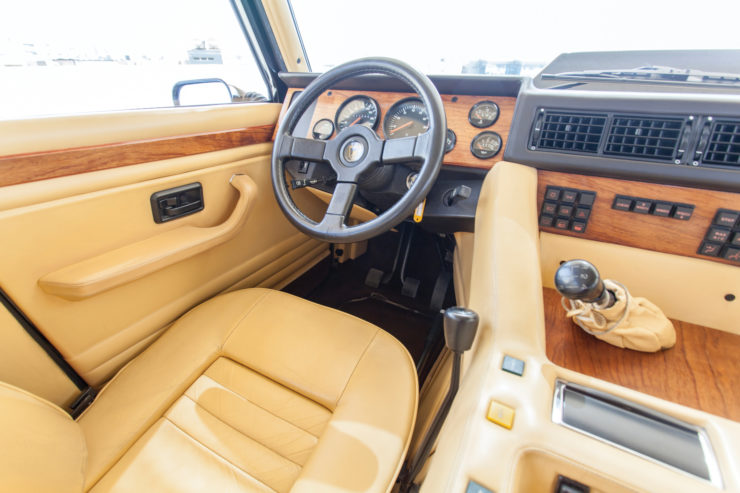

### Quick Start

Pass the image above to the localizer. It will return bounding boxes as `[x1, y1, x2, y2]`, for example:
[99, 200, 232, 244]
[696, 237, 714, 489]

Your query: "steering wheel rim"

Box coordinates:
[271, 57, 446, 243]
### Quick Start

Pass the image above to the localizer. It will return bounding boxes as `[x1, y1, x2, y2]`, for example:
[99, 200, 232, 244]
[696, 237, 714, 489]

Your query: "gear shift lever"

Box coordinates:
[554, 259, 675, 353]
[555, 259, 614, 308]
[401, 307, 479, 492]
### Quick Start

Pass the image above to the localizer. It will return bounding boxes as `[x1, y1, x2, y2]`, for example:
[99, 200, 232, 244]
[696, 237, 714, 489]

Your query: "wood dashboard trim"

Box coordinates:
[0, 124, 275, 187]
[538, 170, 740, 267]
[276, 87, 516, 170]
[544, 287, 740, 422]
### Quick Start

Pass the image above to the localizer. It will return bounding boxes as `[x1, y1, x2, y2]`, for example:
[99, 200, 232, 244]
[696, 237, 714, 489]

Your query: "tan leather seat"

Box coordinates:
[0, 288, 418, 492]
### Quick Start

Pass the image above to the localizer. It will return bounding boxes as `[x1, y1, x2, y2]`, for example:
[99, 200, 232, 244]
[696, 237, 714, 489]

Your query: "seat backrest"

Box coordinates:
[0, 381, 86, 492]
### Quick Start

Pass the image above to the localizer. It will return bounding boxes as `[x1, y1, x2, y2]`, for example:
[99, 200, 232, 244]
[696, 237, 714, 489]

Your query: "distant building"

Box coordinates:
[187, 48, 222, 64]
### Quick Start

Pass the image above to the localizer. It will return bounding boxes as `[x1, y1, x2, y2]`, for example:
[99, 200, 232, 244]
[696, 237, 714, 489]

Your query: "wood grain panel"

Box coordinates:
[0, 124, 274, 187]
[538, 170, 740, 267]
[276, 87, 516, 170]
[543, 287, 740, 421]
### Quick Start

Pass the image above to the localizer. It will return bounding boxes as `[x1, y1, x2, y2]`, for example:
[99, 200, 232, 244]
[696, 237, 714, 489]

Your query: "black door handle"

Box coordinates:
[150, 183, 204, 223]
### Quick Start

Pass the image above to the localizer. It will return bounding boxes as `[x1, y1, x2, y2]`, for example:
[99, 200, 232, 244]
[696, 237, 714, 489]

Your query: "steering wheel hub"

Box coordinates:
[341, 137, 367, 166]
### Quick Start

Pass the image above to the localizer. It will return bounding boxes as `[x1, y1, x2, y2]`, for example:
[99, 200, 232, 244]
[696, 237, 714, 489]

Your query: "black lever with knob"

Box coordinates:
[554, 259, 614, 308]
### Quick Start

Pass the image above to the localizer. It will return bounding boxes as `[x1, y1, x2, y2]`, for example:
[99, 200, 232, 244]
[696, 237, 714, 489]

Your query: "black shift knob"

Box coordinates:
[443, 307, 479, 353]
[554, 259, 606, 303]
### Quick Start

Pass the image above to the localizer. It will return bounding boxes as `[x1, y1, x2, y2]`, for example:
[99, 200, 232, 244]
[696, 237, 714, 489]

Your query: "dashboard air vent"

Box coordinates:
[702, 120, 740, 168]
[533, 111, 607, 153]
[604, 115, 684, 161]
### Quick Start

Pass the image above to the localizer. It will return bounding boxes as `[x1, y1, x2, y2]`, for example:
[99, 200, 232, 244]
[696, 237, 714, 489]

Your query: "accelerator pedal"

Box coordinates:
[402, 277, 420, 298]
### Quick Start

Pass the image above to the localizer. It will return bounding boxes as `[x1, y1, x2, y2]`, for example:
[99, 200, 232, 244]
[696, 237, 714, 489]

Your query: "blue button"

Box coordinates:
[466, 480, 495, 493]
[501, 355, 525, 376]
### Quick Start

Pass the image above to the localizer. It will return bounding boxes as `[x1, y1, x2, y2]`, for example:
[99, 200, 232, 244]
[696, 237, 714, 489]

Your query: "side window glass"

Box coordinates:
[0, 1, 269, 119]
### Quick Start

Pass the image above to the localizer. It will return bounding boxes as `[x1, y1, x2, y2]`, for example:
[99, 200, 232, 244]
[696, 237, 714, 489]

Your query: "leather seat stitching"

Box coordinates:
[220, 289, 272, 351]
[180, 394, 308, 468]
[334, 328, 381, 406]
[196, 373, 326, 439]
[164, 417, 281, 493]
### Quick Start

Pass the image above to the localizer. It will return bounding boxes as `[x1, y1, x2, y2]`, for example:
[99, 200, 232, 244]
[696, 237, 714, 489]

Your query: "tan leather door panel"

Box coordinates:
[0, 104, 328, 400]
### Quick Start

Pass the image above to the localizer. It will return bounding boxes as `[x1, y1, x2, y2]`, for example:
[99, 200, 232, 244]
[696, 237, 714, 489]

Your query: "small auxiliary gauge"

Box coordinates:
[471, 131, 502, 159]
[468, 100, 500, 128]
[445, 129, 456, 153]
[312, 119, 334, 140]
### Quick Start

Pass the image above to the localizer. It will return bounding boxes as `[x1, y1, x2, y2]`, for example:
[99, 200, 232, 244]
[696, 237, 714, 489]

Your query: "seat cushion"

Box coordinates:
[79, 288, 418, 492]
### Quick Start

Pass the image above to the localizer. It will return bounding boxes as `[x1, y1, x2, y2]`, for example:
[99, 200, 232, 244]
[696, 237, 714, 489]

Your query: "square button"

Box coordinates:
[715, 210, 740, 228]
[577, 192, 596, 207]
[501, 355, 525, 376]
[706, 227, 731, 243]
[545, 187, 561, 201]
[555, 218, 569, 230]
[612, 197, 633, 211]
[539, 214, 554, 227]
[652, 202, 673, 217]
[731, 232, 740, 247]
[673, 206, 694, 221]
[633, 200, 652, 214]
[573, 207, 590, 221]
[561, 190, 578, 203]
[723, 247, 740, 263]
[698, 241, 722, 257]
[558, 204, 574, 217]
[486, 400, 515, 429]
[541, 201, 558, 215]
[571, 221, 587, 233]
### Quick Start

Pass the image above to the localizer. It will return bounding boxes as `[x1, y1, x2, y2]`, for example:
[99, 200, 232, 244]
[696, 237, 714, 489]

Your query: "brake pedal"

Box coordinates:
[364, 268, 384, 288]
[402, 277, 420, 298]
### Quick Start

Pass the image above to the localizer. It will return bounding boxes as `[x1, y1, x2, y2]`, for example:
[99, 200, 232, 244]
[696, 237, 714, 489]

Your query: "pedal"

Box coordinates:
[430, 270, 452, 312]
[364, 268, 384, 288]
[402, 277, 420, 298]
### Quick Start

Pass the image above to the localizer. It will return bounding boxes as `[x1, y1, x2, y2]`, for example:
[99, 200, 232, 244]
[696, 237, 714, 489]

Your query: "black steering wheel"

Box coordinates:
[271, 57, 446, 243]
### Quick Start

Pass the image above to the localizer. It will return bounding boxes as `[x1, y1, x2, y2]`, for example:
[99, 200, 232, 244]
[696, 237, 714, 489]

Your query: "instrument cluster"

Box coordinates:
[311, 94, 504, 161]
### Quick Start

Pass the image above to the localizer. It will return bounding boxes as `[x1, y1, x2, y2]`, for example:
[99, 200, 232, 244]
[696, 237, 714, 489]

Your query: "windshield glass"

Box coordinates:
[290, 0, 740, 76]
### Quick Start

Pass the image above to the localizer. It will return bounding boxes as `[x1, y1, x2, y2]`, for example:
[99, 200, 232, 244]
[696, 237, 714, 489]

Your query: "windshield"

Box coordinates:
[290, 0, 740, 77]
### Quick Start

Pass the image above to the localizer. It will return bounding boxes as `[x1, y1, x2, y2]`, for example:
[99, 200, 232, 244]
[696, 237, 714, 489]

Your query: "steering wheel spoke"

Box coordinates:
[381, 132, 432, 164]
[321, 182, 358, 228]
[277, 135, 327, 163]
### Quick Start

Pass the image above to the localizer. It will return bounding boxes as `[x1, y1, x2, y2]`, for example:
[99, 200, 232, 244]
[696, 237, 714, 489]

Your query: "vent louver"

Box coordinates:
[604, 115, 684, 161]
[702, 120, 740, 168]
[533, 111, 607, 153]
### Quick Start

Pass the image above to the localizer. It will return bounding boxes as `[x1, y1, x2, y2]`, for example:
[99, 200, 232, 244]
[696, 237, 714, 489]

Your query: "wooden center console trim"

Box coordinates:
[544, 287, 740, 422]
[0, 124, 275, 187]
[538, 170, 740, 267]
[276, 87, 516, 170]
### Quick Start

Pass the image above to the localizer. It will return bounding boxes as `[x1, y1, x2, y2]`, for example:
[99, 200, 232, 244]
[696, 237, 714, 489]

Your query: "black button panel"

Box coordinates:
[612, 194, 694, 220]
[699, 209, 740, 263]
[540, 186, 596, 234]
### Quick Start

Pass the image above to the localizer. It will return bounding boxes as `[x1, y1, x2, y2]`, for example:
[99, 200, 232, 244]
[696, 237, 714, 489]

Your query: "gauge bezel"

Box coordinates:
[382, 97, 429, 139]
[334, 95, 381, 131]
[312, 118, 335, 140]
[470, 131, 503, 159]
[468, 100, 500, 128]
[445, 128, 457, 153]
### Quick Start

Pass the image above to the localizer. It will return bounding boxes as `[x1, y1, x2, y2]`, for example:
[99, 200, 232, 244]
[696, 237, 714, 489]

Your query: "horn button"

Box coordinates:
[340, 137, 368, 167]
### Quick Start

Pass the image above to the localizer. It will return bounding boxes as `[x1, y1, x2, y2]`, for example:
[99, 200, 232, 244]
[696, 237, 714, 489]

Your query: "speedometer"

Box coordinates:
[383, 98, 429, 139]
[335, 95, 380, 131]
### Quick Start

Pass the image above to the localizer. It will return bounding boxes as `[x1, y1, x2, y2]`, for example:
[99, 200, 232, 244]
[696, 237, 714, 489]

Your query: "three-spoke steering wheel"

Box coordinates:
[271, 58, 446, 243]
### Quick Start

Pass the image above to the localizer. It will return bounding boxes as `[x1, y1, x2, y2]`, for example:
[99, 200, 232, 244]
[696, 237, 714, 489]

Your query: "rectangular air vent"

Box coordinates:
[532, 111, 607, 153]
[604, 115, 684, 161]
[702, 120, 740, 168]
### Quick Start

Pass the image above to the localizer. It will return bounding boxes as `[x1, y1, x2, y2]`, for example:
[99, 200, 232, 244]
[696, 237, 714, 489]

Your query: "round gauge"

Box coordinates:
[312, 119, 334, 140]
[468, 101, 500, 128]
[470, 131, 503, 159]
[445, 128, 456, 153]
[335, 95, 380, 131]
[383, 98, 429, 139]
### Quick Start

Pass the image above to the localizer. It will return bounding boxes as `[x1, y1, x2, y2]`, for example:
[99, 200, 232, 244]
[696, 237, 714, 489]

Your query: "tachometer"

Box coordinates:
[335, 95, 380, 131]
[468, 101, 500, 128]
[383, 98, 429, 139]
[470, 131, 502, 159]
